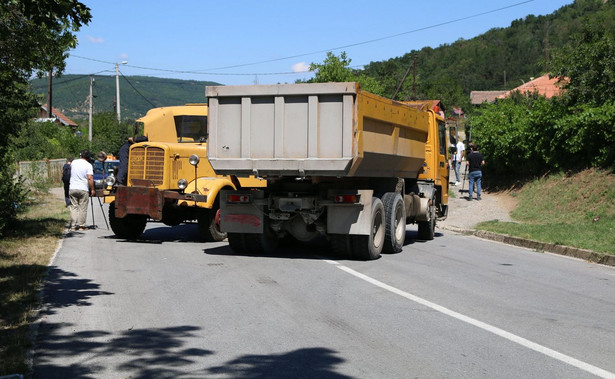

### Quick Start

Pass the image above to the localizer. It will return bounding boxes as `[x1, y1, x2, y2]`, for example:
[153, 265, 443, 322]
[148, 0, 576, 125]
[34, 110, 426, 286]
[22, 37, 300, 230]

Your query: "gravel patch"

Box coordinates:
[438, 163, 518, 231]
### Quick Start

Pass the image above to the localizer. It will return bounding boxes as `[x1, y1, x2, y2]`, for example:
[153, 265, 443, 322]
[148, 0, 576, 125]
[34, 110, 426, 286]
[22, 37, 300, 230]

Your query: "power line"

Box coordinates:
[70, 55, 309, 76]
[69, 0, 533, 76]
[197, 0, 535, 71]
[119, 71, 157, 108]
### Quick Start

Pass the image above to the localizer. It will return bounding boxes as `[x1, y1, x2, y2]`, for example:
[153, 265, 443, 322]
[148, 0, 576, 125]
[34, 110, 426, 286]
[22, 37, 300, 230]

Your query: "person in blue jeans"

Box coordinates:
[467, 144, 485, 201]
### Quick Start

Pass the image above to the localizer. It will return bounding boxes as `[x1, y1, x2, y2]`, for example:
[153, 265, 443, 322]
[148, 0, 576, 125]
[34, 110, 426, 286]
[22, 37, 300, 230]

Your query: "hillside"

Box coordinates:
[362, 0, 614, 108]
[30, 75, 221, 121]
[30, 1, 614, 120]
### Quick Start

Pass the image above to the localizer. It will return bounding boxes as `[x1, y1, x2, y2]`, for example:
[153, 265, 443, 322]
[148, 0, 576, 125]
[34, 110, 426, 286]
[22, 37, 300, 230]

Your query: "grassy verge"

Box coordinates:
[477, 169, 615, 256]
[0, 188, 68, 376]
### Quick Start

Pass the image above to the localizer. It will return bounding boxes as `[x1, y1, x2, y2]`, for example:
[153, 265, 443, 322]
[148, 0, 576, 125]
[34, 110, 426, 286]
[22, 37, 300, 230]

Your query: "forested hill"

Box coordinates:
[30, 75, 221, 121]
[361, 0, 615, 109]
[32, 1, 614, 119]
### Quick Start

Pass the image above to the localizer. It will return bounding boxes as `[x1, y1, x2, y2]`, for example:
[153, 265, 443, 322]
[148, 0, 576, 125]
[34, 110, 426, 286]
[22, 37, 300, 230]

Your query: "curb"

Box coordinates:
[439, 226, 615, 267]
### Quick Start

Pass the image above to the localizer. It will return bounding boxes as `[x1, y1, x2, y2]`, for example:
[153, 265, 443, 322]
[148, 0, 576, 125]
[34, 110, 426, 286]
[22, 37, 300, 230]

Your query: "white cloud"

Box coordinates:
[87, 35, 105, 44]
[120, 53, 129, 60]
[292, 62, 310, 73]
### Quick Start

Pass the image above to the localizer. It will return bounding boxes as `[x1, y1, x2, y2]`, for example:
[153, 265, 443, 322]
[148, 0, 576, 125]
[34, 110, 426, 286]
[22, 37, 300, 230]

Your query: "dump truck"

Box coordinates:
[107, 104, 264, 240]
[205, 82, 449, 260]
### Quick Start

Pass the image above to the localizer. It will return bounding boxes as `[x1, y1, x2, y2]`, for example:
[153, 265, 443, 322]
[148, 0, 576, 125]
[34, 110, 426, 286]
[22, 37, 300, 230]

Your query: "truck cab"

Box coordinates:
[107, 104, 264, 241]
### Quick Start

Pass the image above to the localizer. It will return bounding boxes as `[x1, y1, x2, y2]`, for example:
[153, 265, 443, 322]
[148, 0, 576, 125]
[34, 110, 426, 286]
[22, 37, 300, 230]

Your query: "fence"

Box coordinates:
[17, 158, 67, 186]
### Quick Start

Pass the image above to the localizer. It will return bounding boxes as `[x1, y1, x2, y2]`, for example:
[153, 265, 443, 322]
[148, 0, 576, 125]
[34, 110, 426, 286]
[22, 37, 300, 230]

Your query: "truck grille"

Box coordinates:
[128, 146, 165, 186]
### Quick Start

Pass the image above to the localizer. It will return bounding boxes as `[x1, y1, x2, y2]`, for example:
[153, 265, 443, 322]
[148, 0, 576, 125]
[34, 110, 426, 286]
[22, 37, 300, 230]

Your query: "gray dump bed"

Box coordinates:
[206, 82, 428, 178]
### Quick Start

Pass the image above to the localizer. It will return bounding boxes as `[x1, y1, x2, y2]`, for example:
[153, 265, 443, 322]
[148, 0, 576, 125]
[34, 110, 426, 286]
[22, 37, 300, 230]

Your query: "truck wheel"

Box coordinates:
[417, 197, 436, 240]
[382, 192, 406, 253]
[351, 197, 385, 261]
[198, 208, 226, 242]
[227, 228, 278, 255]
[247, 225, 279, 255]
[329, 234, 353, 259]
[109, 201, 147, 239]
[227, 233, 248, 254]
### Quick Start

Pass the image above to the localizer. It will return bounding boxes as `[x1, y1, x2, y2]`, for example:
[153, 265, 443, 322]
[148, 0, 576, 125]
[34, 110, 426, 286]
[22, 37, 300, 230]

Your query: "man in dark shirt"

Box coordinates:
[467, 144, 485, 201]
[62, 157, 73, 206]
[116, 137, 134, 185]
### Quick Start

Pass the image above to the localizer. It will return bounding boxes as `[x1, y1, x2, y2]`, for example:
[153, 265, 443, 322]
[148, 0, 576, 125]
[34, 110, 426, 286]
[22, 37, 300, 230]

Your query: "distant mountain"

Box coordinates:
[30, 75, 222, 122]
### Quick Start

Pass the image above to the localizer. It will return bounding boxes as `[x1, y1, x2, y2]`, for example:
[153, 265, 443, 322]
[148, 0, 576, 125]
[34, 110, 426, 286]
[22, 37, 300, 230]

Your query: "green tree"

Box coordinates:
[86, 112, 134, 156]
[0, 0, 91, 235]
[308, 52, 386, 96]
[550, 23, 615, 105]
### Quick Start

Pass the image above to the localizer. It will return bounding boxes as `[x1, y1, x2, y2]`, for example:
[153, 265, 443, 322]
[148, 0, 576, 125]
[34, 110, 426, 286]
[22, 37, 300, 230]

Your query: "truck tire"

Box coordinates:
[382, 192, 406, 253]
[227, 228, 278, 255]
[351, 197, 385, 261]
[227, 233, 249, 254]
[109, 201, 147, 239]
[417, 196, 436, 240]
[329, 234, 353, 259]
[198, 208, 226, 242]
[247, 225, 279, 255]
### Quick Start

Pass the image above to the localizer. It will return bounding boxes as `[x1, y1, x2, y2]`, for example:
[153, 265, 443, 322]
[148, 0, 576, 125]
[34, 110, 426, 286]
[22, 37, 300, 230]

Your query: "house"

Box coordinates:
[496, 74, 565, 99]
[470, 91, 508, 105]
[36, 104, 78, 127]
[470, 74, 566, 105]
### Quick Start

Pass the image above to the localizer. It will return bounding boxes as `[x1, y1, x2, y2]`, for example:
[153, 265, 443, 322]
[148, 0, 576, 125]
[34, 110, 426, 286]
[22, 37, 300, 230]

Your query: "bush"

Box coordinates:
[0, 151, 28, 237]
[469, 95, 615, 178]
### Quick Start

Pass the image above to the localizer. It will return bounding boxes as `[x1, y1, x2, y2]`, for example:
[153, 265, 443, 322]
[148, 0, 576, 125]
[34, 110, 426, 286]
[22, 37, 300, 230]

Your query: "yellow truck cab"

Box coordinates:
[108, 104, 264, 240]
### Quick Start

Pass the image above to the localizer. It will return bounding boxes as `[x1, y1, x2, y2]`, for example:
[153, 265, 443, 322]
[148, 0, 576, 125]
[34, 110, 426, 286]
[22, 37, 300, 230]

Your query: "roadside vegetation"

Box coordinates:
[477, 169, 615, 256]
[0, 186, 68, 375]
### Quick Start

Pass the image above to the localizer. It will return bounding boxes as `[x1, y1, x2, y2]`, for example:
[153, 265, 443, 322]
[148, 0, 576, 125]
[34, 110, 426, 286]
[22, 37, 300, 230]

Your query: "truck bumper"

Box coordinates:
[115, 185, 207, 220]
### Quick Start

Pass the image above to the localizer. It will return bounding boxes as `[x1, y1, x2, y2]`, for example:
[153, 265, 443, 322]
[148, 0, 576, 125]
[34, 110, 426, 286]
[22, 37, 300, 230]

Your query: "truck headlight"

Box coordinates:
[189, 154, 200, 166]
[177, 178, 188, 190]
[105, 176, 116, 187]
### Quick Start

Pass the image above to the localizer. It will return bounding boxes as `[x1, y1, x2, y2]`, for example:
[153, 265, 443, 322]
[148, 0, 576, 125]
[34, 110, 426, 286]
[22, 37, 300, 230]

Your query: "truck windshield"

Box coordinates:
[93, 161, 104, 175]
[174, 115, 207, 143]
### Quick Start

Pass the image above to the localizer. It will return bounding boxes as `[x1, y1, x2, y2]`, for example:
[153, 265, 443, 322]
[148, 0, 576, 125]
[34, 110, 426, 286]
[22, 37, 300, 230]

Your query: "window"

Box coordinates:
[175, 115, 207, 143]
[438, 121, 447, 157]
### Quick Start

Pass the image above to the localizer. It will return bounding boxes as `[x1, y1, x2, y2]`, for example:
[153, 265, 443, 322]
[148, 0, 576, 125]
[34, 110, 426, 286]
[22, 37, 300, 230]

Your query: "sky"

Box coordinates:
[64, 0, 574, 86]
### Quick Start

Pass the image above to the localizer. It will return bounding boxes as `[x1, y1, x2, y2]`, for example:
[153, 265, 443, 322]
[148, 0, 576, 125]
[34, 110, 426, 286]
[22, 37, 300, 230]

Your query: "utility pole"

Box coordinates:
[412, 53, 417, 100]
[392, 65, 412, 100]
[89, 75, 94, 143]
[115, 60, 127, 122]
[47, 70, 53, 119]
[115, 63, 121, 122]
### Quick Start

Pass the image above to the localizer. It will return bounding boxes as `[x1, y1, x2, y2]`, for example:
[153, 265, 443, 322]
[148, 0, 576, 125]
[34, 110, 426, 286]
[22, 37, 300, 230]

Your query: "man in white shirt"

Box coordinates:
[69, 150, 95, 230]
[454, 139, 465, 185]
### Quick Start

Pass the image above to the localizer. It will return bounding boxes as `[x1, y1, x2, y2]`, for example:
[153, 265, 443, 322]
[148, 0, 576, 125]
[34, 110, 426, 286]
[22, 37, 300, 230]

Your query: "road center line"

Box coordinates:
[324, 260, 615, 379]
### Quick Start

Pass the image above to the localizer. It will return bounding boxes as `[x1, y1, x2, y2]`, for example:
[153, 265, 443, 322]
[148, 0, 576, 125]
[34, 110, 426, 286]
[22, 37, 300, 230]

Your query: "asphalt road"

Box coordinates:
[33, 201, 615, 378]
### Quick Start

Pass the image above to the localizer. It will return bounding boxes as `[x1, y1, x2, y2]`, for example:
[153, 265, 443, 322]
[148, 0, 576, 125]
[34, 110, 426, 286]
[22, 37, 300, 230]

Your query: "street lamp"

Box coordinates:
[115, 60, 127, 122]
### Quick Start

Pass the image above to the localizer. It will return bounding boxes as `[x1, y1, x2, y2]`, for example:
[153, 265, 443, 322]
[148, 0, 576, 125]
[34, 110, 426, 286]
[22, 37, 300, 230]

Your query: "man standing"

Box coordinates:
[69, 150, 95, 230]
[453, 139, 465, 186]
[467, 144, 485, 201]
[61, 157, 73, 206]
[116, 136, 134, 185]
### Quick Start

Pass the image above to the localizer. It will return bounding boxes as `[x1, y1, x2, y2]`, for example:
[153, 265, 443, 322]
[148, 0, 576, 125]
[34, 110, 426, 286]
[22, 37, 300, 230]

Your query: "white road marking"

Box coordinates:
[324, 260, 615, 379]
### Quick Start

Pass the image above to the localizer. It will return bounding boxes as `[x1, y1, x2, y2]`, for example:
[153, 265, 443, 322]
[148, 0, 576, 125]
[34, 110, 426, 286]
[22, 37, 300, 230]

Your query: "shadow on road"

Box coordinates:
[40, 267, 114, 317]
[35, 322, 348, 378]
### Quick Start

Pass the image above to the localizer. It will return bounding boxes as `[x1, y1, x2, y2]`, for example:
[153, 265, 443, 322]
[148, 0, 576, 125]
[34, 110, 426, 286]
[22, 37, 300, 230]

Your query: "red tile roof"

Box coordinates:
[497, 74, 565, 99]
[38, 105, 78, 127]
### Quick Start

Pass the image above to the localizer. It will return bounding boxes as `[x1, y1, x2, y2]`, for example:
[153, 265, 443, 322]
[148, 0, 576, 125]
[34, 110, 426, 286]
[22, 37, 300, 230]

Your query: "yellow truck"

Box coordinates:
[205, 82, 449, 260]
[107, 104, 264, 240]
